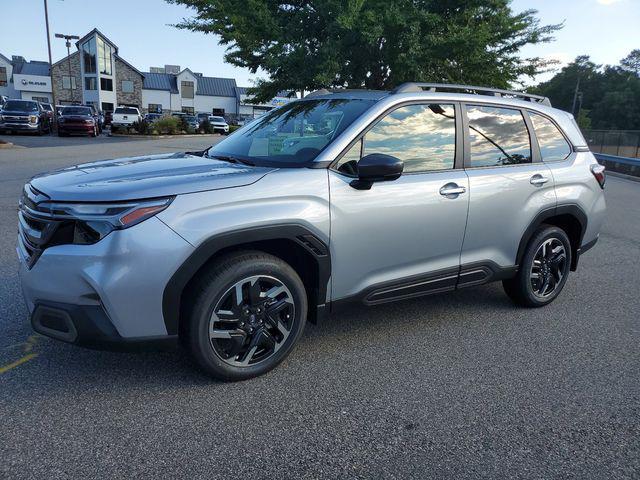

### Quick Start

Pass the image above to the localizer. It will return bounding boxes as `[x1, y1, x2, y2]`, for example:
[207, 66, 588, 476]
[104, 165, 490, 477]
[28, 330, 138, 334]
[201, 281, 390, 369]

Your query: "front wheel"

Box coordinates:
[503, 225, 572, 307]
[185, 251, 307, 381]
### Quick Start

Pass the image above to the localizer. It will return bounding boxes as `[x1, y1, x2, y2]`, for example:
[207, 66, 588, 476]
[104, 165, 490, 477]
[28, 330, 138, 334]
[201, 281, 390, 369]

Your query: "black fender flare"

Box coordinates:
[515, 204, 588, 270]
[162, 224, 331, 335]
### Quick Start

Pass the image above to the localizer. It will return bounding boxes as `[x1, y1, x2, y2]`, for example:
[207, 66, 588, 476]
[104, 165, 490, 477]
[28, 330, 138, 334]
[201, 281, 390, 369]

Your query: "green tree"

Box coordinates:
[621, 49, 640, 76]
[167, 0, 561, 101]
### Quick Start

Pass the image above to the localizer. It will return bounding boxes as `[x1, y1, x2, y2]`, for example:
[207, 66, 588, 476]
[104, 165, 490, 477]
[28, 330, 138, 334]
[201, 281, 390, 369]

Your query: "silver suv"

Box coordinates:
[18, 83, 606, 380]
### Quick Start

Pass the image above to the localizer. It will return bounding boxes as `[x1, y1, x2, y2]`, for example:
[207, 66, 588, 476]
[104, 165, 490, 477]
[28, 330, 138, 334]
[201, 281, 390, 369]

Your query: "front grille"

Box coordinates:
[3, 115, 29, 123]
[18, 185, 66, 269]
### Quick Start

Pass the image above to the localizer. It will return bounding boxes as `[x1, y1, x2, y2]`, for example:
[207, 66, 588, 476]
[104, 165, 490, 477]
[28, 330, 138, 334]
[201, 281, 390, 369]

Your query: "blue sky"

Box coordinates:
[1, 0, 638, 87]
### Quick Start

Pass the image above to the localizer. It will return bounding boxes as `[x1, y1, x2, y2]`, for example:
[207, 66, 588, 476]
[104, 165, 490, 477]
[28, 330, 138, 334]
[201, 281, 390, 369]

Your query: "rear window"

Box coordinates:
[3, 100, 38, 112]
[114, 107, 138, 115]
[529, 112, 572, 162]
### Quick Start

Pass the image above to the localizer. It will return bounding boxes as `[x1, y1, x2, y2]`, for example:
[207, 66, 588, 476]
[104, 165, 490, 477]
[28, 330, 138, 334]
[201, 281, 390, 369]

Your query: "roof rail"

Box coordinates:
[392, 82, 551, 106]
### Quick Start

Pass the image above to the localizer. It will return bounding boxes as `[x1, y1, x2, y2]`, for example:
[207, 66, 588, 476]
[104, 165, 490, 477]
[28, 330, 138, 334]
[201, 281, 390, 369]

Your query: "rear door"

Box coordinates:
[459, 103, 556, 278]
[329, 102, 470, 303]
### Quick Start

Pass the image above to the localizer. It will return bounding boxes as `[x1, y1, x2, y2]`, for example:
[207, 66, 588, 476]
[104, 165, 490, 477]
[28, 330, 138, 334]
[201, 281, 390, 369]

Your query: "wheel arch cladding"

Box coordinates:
[516, 205, 587, 272]
[162, 224, 331, 336]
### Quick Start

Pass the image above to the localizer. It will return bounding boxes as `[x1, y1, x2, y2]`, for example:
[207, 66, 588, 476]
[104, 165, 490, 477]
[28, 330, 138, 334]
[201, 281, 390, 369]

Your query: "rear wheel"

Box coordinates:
[185, 251, 307, 381]
[503, 225, 572, 307]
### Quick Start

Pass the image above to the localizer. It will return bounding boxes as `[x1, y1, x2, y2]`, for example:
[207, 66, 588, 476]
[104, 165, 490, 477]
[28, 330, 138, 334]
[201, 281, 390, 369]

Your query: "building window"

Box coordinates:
[84, 77, 97, 90]
[181, 106, 194, 114]
[101, 102, 114, 112]
[100, 78, 113, 91]
[82, 37, 97, 74]
[62, 75, 77, 89]
[32, 96, 49, 103]
[0, 67, 7, 86]
[97, 37, 112, 75]
[121, 80, 134, 93]
[148, 104, 162, 113]
[181, 81, 194, 99]
[212, 108, 225, 116]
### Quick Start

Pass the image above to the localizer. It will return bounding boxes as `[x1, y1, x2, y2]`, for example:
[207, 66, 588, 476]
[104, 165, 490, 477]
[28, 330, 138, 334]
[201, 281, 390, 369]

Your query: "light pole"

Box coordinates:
[55, 33, 79, 105]
[43, 0, 56, 130]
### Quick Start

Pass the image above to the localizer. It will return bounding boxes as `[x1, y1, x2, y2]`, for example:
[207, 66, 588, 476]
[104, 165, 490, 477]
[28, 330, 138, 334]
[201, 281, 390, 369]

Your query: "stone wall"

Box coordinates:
[115, 57, 142, 108]
[51, 52, 82, 104]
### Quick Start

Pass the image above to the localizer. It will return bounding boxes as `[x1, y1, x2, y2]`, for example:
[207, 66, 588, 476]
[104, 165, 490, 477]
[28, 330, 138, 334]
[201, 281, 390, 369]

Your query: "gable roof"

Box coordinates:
[114, 55, 144, 77]
[12, 60, 50, 76]
[0, 52, 11, 65]
[196, 76, 236, 97]
[75, 28, 119, 53]
[142, 72, 237, 97]
[142, 72, 178, 93]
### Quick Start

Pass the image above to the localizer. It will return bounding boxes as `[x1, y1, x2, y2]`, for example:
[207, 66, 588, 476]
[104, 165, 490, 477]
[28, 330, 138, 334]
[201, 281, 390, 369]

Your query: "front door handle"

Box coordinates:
[439, 183, 466, 197]
[530, 174, 549, 186]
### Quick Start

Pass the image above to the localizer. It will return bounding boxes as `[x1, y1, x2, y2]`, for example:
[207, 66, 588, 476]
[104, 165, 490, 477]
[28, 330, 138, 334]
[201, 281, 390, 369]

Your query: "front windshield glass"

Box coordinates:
[62, 107, 92, 116]
[211, 116, 225, 123]
[3, 101, 38, 112]
[207, 99, 376, 166]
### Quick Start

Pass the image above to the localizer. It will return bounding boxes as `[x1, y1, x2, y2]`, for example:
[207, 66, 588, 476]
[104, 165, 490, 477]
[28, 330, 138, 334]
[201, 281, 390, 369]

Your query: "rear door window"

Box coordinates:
[466, 105, 531, 167]
[529, 112, 572, 162]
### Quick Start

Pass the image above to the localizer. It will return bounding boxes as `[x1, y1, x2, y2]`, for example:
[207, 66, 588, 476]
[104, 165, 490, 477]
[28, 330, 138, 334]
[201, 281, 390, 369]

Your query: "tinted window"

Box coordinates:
[530, 112, 571, 162]
[208, 99, 375, 167]
[211, 116, 225, 122]
[3, 101, 38, 112]
[359, 104, 456, 173]
[467, 105, 531, 167]
[62, 107, 92, 116]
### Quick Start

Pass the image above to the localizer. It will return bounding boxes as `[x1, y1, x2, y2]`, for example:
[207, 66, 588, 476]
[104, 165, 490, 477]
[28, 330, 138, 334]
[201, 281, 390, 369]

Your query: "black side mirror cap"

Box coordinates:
[350, 153, 404, 190]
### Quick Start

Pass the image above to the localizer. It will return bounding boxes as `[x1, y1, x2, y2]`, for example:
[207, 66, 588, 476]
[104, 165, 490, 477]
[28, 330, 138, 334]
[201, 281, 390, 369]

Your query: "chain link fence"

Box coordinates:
[583, 130, 640, 159]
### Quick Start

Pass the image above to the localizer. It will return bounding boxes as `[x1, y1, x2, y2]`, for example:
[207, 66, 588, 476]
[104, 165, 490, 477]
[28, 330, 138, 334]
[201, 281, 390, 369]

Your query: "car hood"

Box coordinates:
[29, 152, 276, 202]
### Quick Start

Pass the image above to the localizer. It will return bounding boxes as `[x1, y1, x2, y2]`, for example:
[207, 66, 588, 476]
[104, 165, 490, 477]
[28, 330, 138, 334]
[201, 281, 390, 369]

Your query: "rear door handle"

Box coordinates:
[439, 183, 466, 197]
[530, 174, 549, 186]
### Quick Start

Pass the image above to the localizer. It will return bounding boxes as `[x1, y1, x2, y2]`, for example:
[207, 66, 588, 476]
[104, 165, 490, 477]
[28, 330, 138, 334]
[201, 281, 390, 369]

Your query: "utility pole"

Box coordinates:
[44, 0, 56, 130]
[55, 33, 79, 104]
[571, 75, 581, 116]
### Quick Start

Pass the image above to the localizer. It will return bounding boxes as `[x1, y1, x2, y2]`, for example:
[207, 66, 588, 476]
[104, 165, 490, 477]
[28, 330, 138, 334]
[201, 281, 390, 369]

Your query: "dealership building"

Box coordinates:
[1, 28, 294, 119]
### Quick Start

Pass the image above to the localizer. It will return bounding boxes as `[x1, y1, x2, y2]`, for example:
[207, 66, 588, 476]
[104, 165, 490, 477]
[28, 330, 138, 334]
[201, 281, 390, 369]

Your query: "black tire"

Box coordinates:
[503, 225, 572, 307]
[185, 250, 307, 381]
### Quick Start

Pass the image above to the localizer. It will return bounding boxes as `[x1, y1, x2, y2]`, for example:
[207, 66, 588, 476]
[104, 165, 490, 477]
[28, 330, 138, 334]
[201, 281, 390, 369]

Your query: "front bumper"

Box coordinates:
[19, 216, 194, 348]
[213, 125, 229, 133]
[59, 123, 94, 134]
[0, 121, 39, 131]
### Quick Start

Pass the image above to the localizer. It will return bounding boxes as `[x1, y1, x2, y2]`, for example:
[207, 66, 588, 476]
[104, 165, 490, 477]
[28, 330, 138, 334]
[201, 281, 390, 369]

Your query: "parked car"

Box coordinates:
[0, 99, 51, 135]
[209, 115, 229, 134]
[171, 112, 200, 132]
[82, 104, 104, 133]
[39, 103, 54, 122]
[144, 113, 162, 123]
[18, 83, 606, 381]
[111, 106, 142, 131]
[57, 106, 99, 137]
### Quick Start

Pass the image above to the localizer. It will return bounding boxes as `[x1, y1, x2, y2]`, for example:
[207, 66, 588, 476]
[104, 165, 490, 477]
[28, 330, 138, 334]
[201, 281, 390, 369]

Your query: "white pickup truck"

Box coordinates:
[111, 106, 142, 130]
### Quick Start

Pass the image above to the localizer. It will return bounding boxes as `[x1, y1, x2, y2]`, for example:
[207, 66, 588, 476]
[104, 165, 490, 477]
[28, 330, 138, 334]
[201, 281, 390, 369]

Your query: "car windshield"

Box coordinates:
[62, 107, 92, 116]
[211, 116, 225, 123]
[3, 101, 38, 112]
[207, 99, 375, 167]
[41, 104, 53, 111]
[185, 116, 197, 122]
[114, 107, 138, 114]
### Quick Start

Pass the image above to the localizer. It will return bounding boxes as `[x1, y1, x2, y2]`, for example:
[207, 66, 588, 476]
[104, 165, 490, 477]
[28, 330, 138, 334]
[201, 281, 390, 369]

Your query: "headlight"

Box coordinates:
[36, 197, 174, 244]
[0, 114, 4, 121]
[85, 119, 94, 124]
[29, 115, 38, 124]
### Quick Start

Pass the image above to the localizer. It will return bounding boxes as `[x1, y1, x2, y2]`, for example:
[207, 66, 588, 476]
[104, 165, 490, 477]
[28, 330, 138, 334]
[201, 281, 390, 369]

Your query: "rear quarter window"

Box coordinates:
[530, 112, 572, 162]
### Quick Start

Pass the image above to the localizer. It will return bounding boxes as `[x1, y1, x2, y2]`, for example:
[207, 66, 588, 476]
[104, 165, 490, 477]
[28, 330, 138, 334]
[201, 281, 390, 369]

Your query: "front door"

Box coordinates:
[329, 102, 469, 303]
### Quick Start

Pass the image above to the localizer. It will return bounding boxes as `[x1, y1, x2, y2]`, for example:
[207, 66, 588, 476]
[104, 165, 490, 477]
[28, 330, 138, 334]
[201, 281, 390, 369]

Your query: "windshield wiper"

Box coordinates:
[208, 154, 255, 166]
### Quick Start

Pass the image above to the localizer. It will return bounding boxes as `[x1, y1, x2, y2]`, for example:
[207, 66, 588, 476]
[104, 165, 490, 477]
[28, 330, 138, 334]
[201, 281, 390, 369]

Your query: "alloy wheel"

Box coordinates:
[530, 238, 567, 298]
[208, 275, 295, 367]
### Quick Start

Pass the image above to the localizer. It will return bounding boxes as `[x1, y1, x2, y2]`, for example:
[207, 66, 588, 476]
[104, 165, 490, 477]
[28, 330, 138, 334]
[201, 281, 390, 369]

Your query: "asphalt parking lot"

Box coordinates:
[0, 136, 639, 479]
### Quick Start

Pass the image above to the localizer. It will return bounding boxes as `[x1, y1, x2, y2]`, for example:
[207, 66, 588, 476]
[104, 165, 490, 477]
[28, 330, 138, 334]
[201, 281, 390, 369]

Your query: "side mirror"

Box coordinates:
[350, 153, 404, 190]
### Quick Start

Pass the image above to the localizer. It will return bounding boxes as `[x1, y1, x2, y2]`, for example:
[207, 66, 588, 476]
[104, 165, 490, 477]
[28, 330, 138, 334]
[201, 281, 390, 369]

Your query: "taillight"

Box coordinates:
[590, 164, 606, 189]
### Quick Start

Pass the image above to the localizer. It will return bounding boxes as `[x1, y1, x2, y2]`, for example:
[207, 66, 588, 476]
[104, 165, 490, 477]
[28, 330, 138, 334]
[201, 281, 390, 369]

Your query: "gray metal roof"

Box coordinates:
[235, 86, 295, 98]
[142, 72, 178, 93]
[12, 60, 50, 76]
[196, 76, 236, 97]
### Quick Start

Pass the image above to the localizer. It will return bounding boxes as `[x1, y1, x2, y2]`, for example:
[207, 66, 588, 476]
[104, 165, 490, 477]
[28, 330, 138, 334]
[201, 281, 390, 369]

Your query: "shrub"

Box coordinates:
[132, 119, 151, 135]
[229, 125, 241, 133]
[153, 116, 181, 135]
[200, 118, 213, 134]
[178, 115, 190, 133]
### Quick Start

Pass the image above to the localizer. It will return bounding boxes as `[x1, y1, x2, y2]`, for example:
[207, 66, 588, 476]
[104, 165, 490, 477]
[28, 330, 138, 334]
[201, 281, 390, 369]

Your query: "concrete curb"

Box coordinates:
[0, 141, 14, 149]
[108, 133, 223, 139]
